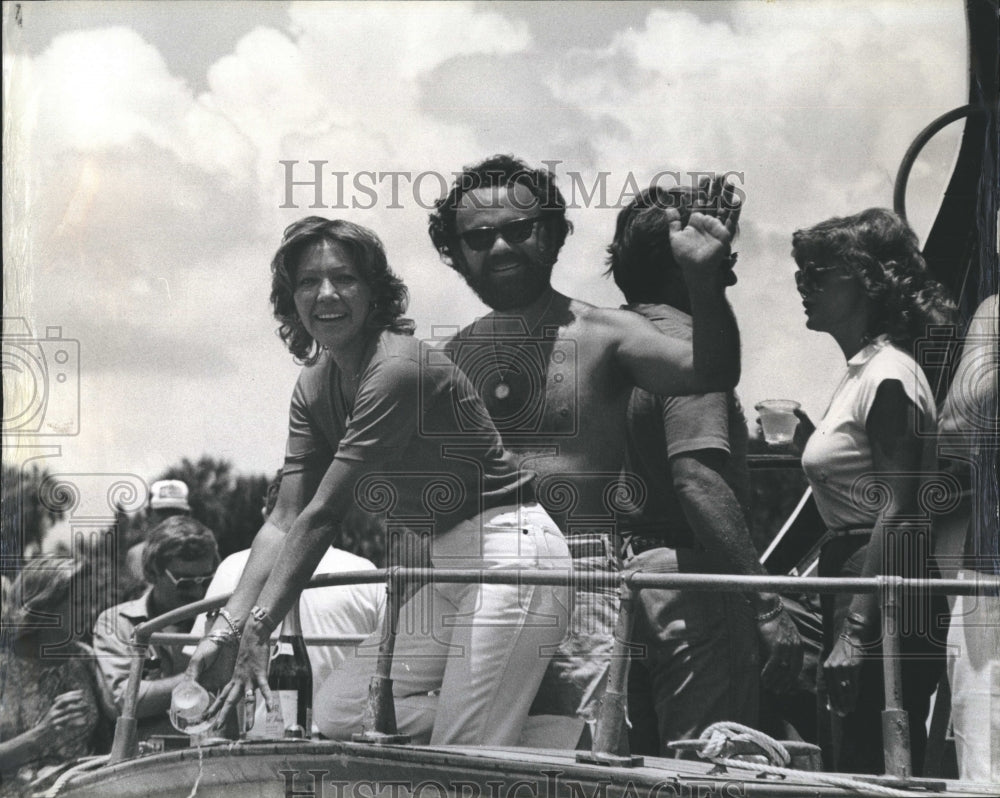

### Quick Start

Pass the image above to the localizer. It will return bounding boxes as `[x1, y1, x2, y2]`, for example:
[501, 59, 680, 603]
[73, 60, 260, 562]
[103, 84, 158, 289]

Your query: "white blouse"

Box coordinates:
[801, 336, 937, 531]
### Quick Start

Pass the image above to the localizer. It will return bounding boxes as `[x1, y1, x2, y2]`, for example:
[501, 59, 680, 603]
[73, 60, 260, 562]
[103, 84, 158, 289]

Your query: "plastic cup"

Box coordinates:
[755, 400, 801, 446]
[169, 679, 213, 735]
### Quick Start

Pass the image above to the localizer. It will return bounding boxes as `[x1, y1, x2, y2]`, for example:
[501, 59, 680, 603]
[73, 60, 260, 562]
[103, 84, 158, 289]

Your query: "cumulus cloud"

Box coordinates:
[4, 0, 969, 481]
[27, 27, 251, 177]
[544, 0, 966, 418]
[289, 1, 531, 81]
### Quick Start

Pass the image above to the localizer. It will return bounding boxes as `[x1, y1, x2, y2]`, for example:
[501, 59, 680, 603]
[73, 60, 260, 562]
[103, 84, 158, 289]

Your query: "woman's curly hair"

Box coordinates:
[270, 217, 415, 364]
[792, 208, 956, 350]
[428, 154, 573, 272]
[1, 557, 90, 642]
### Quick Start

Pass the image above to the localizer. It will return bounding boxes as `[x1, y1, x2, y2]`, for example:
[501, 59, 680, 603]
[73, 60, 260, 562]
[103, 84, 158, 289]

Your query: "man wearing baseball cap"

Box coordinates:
[124, 480, 192, 584]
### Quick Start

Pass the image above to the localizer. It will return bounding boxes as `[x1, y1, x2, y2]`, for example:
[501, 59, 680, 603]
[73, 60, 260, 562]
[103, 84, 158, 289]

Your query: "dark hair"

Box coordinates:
[791, 208, 957, 349]
[270, 217, 415, 365]
[605, 185, 702, 304]
[428, 154, 573, 272]
[142, 516, 220, 582]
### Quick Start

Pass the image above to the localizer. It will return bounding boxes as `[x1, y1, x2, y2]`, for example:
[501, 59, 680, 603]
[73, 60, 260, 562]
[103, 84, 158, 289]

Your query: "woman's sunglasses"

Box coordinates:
[794, 263, 855, 295]
[459, 217, 540, 252]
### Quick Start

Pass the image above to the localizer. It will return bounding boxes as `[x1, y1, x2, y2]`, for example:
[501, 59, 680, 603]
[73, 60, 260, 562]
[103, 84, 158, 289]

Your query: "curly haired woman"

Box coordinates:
[790, 208, 956, 774]
[1, 558, 116, 795]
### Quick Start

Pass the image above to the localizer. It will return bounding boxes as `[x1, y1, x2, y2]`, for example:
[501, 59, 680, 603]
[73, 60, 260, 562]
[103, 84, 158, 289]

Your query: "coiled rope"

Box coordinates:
[34, 755, 110, 798]
[673, 721, 925, 797]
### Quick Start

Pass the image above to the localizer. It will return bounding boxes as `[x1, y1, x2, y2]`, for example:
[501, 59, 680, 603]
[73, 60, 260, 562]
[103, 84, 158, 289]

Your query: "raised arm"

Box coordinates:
[615, 210, 740, 395]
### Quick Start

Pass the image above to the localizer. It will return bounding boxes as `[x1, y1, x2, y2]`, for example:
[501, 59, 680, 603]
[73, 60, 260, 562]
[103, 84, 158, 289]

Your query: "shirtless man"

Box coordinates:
[428, 156, 740, 735]
[428, 155, 740, 532]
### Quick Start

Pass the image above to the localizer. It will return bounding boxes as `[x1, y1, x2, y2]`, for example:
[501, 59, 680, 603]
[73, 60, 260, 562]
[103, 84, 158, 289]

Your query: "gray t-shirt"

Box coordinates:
[284, 330, 534, 530]
[619, 303, 751, 548]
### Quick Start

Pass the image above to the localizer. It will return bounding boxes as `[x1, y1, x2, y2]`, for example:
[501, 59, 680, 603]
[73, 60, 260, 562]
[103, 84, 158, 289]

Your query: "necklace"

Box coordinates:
[492, 291, 556, 401]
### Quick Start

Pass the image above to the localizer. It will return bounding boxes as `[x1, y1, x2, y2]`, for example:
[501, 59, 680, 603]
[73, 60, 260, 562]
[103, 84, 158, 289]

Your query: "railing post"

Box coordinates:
[353, 565, 410, 744]
[108, 640, 145, 763]
[880, 575, 912, 778]
[577, 572, 643, 767]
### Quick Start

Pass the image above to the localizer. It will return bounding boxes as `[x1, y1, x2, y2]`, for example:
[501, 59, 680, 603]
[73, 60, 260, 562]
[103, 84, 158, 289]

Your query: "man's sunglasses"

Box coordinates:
[163, 568, 215, 590]
[459, 217, 540, 252]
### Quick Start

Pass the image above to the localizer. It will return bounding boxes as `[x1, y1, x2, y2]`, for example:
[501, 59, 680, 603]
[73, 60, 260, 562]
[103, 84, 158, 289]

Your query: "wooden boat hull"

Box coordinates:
[51, 740, 998, 798]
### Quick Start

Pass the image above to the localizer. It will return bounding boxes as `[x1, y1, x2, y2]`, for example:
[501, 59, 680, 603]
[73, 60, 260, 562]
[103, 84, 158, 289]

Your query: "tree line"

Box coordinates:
[2, 439, 806, 580]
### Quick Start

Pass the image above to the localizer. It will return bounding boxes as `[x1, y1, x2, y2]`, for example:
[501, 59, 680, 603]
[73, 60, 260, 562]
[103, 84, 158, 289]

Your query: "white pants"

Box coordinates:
[315, 502, 571, 745]
[947, 570, 1000, 785]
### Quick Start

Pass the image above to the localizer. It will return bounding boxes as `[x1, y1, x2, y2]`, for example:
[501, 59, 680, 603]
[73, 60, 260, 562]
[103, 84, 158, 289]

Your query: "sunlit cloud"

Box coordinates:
[4, 0, 968, 485]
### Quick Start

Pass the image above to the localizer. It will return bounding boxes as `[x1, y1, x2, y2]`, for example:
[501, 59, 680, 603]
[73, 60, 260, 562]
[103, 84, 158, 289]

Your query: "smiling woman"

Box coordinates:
[270, 218, 416, 366]
[292, 241, 375, 357]
[186, 216, 572, 747]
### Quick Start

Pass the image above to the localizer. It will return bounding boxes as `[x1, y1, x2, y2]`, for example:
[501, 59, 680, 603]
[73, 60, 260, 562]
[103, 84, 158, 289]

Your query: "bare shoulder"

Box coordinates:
[571, 301, 655, 340]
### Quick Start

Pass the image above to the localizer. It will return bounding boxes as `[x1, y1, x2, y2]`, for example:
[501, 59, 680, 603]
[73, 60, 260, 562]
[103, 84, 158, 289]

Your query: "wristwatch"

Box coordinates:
[249, 605, 277, 635]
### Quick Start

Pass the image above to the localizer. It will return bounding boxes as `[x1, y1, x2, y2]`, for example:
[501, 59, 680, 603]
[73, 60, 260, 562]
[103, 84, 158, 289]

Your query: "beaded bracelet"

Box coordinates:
[754, 599, 784, 624]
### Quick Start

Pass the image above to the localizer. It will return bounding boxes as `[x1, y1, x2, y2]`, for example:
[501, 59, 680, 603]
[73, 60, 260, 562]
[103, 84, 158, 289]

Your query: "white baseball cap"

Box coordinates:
[149, 479, 191, 512]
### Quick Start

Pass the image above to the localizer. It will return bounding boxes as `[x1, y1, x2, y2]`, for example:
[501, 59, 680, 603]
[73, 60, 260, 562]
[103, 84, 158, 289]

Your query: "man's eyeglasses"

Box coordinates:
[459, 217, 540, 252]
[163, 568, 215, 590]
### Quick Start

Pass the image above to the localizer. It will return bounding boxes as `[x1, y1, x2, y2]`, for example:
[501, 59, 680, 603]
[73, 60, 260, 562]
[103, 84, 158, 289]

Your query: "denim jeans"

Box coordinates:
[528, 533, 619, 724]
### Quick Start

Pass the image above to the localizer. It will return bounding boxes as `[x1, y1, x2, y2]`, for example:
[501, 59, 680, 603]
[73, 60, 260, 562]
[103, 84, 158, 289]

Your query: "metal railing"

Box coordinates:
[109, 565, 1000, 786]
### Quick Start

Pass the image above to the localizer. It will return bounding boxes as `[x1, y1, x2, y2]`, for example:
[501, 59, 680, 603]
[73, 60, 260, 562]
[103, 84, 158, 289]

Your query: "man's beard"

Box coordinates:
[463, 252, 555, 312]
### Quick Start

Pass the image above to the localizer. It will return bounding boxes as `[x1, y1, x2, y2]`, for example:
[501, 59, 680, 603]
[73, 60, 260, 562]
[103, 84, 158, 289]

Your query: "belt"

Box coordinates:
[791, 526, 874, 575]
[824, 526, 874, 540]
[620, 534, 669, 559]
[566, 533, 618, 562]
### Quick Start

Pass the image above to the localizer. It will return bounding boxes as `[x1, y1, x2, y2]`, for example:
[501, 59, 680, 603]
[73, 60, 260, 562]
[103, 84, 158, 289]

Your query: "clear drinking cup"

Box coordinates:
[755, 400, 801, 446]
[169, 679, 214, 736]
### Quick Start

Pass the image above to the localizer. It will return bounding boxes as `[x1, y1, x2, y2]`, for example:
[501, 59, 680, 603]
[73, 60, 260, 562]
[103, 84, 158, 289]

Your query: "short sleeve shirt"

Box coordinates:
[619, 303, 751, 547]
[92, 589, 188, 739]
[801, 336, 937, 531]
[283, 331, 533, 526]
[188, 547, 385, 701]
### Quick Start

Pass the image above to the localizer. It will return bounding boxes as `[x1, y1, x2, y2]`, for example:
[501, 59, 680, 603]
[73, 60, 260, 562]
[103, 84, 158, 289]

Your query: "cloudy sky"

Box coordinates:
[3, 0, 967, 524]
